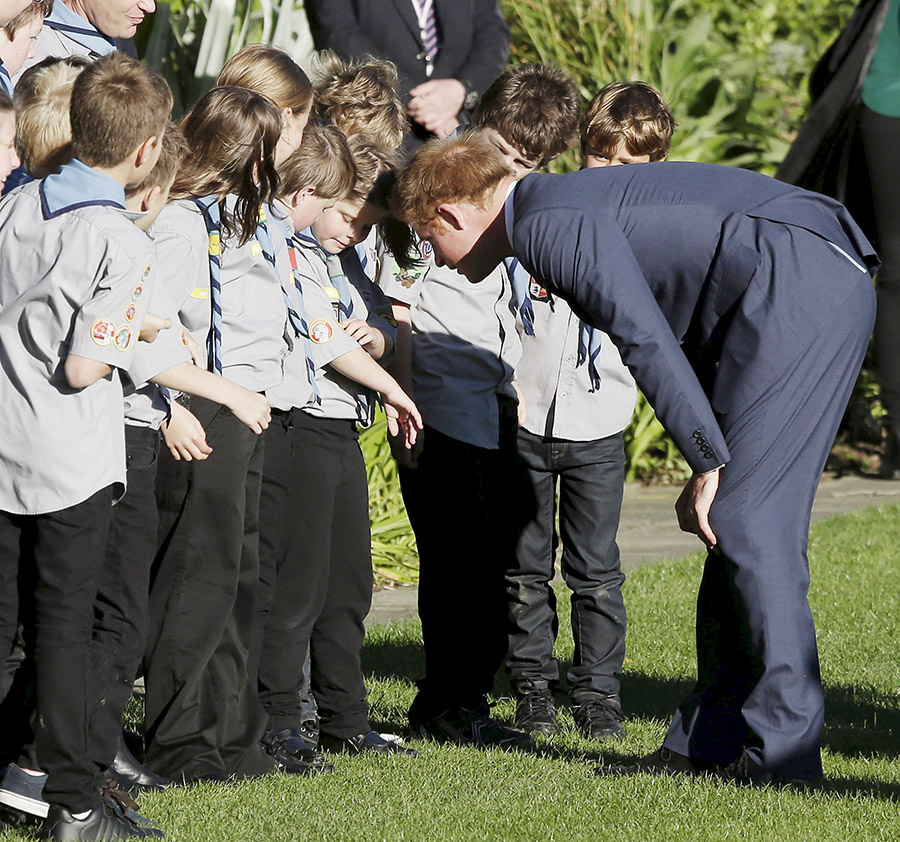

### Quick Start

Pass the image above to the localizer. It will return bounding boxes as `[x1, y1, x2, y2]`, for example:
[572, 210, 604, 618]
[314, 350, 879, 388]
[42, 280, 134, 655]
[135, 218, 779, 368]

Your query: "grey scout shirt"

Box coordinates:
[149, 198, 291, 395]
[516, 285, 636, 441]
[379, 238, 520, 450]
[0, 165, 155, 514]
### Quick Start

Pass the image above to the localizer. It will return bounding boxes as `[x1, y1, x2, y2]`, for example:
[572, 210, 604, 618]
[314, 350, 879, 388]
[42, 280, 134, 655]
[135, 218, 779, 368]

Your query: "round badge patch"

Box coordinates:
[308, 319, 334, 344]
[142, 263, 151, 281]
[125, 303, 136, 322]
[114, 324, 132, 352]
[91, 319, 115, 346]
[132, 283, 144, 302]
[420, 241, 433, 258]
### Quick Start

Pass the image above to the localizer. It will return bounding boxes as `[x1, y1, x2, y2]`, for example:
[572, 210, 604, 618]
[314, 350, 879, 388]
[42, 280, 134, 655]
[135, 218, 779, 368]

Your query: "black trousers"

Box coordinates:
[860, 106, 900, 434]
[1, 429, 161, 774]
[0, 487, 113, 813]
[401, 398, 520, 720]
[255, 411, 372, 739]
[507, 429, 627, 699]
[144, 397, 272, 781]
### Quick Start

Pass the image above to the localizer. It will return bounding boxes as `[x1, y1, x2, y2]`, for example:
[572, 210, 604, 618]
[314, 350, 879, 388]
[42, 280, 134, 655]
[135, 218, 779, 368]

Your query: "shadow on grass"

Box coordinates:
[362, 632, 900, 764]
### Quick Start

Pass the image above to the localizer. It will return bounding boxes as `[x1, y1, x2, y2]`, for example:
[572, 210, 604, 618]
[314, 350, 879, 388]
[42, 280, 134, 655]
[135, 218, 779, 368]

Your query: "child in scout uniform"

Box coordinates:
[0, 52, 171, 841]
[502, 82, 672, 740]
[12, 56, 89, 179]
[141, 86, 306, 784]
[0, 89, 16, 186]
[256, 138, 421, 760]
[0, 0, 52, 95]
[378, 64, 581, 750]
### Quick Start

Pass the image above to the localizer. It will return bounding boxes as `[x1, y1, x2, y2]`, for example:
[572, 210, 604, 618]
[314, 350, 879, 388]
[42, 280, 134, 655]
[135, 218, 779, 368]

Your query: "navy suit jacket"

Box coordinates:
[510, 163, 877, 473]
[305, 0, 509, 134]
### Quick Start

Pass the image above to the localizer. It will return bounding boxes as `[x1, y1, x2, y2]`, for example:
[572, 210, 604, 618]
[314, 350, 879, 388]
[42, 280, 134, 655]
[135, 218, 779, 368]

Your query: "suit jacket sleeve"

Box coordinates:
[514, 206, 730, 474]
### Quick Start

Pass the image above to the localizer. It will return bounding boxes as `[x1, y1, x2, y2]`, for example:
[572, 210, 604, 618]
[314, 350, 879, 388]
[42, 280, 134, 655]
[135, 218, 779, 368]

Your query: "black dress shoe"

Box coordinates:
[41, 800, 153, 841]
[514, 688, 560, 736]
[106, 740, 170, 793]
[261, 728, 334, 776]
[318, 730, 419, 757]
[596, 747, 701, 777]
[572, 693, 626, 741]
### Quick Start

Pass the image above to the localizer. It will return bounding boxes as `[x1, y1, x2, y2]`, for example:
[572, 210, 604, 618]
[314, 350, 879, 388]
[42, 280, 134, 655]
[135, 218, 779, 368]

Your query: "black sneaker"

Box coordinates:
[410, 706, 534, 751]
[106, 740, 170, 793]
[596, 746, 701, 777]
[41, 800, 152, 840]
[572, 693, 626, 741]
[319, 730, 418, 757]
[262, 728, 334, 776]
[0, 764, 49, 819]
[514, 688, 560, 736]
[298, 719, 319, 748]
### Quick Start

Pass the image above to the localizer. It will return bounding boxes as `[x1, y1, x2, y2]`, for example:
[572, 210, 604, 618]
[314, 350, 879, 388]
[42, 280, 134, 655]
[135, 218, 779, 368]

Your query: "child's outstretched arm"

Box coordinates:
[328, 347, 422, 448]
[150, 361, 271, 435]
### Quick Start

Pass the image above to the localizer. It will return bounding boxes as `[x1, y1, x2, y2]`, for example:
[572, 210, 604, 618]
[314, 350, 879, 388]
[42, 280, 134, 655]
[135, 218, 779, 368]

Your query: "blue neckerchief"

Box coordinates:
[504, 257, 535, 336]
[191, 196, 224, 375]
[577, 322, 603, 392]
[2, 166, 32, 196]
[295, 228, 354, 318]
[40, 158, 126, 218]
[45, 0, 117, 56]
[0, 62, 13, 96]
[261, 209, 322, 405]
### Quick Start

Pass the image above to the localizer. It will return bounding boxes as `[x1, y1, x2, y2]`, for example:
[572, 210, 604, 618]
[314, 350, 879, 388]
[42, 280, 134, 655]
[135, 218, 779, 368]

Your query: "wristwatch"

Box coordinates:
[462, 85, 480, 111]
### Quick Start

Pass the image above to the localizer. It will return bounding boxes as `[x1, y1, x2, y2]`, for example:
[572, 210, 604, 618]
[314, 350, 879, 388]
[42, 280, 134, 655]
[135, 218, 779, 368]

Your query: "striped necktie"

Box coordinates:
[191, 196, 223, 375]
[414, 0, 439, 67]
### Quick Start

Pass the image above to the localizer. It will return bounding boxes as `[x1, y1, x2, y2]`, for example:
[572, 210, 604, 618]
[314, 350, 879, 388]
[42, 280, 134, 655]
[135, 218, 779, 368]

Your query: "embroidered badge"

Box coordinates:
[209, 233, 220, 256]
[393, 263, 424, 288]
[125, 304, 136, 322]
[190, 287, 209, 300]
[529, 277, 550, 300]
[132, 283, 144, 301]
[91, 319, 115, 346]
[420, 241, 433, 258]
[114, 324, 132, 352]
[250, 240, 263, 257]
[308, 319, 334, 344]
[142, 263, 151, 281]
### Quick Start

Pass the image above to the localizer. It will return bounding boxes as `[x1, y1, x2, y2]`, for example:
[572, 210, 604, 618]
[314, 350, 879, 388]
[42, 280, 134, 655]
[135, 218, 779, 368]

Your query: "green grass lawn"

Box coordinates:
[4, 505, 900, 841]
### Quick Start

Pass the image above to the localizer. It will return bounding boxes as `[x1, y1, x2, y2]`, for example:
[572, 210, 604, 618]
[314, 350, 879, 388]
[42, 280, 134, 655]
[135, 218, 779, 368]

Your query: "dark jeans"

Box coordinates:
[861, 106, 900, 432]
[401, 397, 520, 720]
[0, 487, 114, 813]
[507, 429, 627, 699]
[144, 397, 272, 781]
[255, 411, 372, 739]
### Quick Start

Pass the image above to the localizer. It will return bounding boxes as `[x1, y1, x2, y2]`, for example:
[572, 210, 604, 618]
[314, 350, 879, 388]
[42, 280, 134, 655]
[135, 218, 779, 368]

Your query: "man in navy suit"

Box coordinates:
[305, 0, 509, 147]
[395, 132, 877, 784]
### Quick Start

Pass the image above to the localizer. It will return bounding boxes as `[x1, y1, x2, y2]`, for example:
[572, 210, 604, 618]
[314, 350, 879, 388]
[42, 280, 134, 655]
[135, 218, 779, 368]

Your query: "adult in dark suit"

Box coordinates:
[395, 133, 878, 783]
[304, 0, 509, 146]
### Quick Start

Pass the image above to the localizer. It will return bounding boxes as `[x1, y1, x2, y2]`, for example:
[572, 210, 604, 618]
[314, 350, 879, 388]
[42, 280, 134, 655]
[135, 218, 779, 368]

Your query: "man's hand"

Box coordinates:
[408, 78, 466, 134]
[675, 469, 720, 549]
[162, 401, 212, 461]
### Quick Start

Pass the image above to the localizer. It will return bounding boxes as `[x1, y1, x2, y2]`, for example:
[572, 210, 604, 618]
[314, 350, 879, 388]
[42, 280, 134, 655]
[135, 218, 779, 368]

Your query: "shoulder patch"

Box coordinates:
[308, 319, 334, 344]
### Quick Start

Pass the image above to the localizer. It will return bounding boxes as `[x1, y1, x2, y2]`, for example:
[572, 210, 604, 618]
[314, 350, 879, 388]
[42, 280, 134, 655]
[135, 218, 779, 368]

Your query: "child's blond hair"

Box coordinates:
[124, 121, 187, 199]
[581, 81, 674, 162]
[278, 120, 355, 201]
[14, 56, 90, 178]
[217, 44, 312, 114]
[472, 63, 581, 165]
[311, 50, 407, 150]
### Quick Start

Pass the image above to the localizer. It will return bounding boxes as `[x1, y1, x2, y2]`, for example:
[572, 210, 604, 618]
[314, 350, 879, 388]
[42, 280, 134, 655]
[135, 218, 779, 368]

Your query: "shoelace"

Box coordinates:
[518, 692, 557, 721]
[575, 699, 623, 726]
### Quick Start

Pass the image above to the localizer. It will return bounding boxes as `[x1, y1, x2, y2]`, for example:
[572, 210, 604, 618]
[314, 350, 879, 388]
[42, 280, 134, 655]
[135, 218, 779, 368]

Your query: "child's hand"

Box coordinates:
[139, 312, 172, 343]
[227, 388, 271, 435]
[162, 401, 212, 461]
[181, 329, 205, 367]
[341, 318, 386, 359]
[382, 386, 423, 451]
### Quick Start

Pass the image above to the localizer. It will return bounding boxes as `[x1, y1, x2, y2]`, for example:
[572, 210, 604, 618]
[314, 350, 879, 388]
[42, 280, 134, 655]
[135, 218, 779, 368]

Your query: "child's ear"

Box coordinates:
[141, 184, 163, 212]
[290, 185, 317, 207]
[134, 135, 158, 170]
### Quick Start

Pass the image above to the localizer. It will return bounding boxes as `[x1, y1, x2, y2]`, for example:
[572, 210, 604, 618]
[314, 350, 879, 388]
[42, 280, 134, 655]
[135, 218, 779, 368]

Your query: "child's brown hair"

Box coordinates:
[311, 51, 406, 150]
[171, 85, 282, 246]
[217, 44, 312, 115]
[70, 52, 173, 169]
[124, 121, 187, 199]
[278, 120, 355, 201]
[3, 0, 52, 39]
[14, 56, 90, 178]
[581, 81, 674, 162]
[472, 63, 581, 166]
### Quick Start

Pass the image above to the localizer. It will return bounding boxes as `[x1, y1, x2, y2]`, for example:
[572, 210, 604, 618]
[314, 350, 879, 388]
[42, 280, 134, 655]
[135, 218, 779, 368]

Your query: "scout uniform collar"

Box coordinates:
[40, 158, 126, 219]
[45, 0, 117, 57]
[0, 61, 12, 97]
